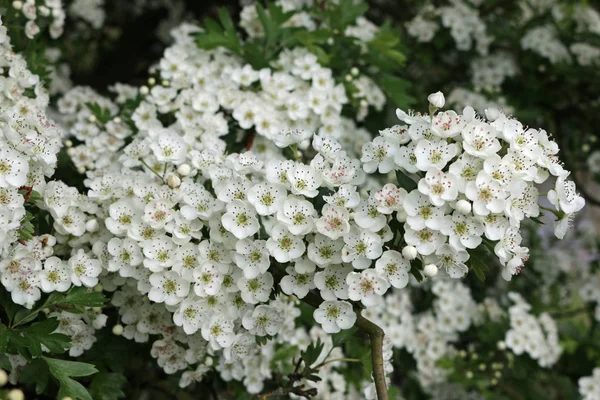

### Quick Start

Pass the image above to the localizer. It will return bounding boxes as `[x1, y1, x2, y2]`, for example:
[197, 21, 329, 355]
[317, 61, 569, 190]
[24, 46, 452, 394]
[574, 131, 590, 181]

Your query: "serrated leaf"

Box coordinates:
[469, 257, 489, 282]
[410, 259, 424, 283]
[44, 357, 98, 400]
[56, 287, 107, 309]
[90, 372, 127, 400]
[306, 374, 322, 382]
[20, 358, 50, 394]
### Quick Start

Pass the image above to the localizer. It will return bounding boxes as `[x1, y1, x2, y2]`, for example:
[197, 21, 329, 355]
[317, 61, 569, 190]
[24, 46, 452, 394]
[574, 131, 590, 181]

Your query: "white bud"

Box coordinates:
[455, 200, 472, 215]
[148, 77, 156, 86]
[93, 283, 103, 293]
[139, 86, 149, 95]
[345, 74, 352, 82]
[351, 67, 359, 76]
[62, 397, 74, 400]
[427, 91, 445, 108]
[485, 108, 500, 121]
[7, 389, 24, 400]
[65, 139, 73, 148]
[204, 357, 213, 367]
[423, 264, 438, 277]
[12, 1, 23, 10]
[177, 163, 191, 176]
[77, 166, 86, 174]
[66, 147, 76, 157]
[0, 369, 7, 387]
[113, 116, 122, 124]
[87, 114, 96, 123]
[401, 246, 417, 260]
[85, 218, 99, 232]
[86, 162, 95, 170]
[167, 174, 181, 189]
[39, 5, 50, 16]
[497, 341, 506, 350]
[112, 324, 124, 336]
[582, 144, 590, 152]
[161, 80, 169, 87]
[92, 307, 102, 313]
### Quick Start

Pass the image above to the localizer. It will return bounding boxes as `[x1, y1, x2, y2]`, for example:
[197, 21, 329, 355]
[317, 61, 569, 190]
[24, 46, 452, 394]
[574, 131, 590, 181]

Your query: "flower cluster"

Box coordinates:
[7, 0, 66, 39]
[502, 292, 561, 367]
[579, 368, 600, 400]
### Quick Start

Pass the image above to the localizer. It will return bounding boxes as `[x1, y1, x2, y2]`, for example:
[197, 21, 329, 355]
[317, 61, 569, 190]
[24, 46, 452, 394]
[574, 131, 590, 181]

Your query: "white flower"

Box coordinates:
[354, 195, 387, 232]
[431, 110, 463, 138]
[193, 263, 225, 297]
[414, 139, 459, 171]
[221, 200, 259, 239]
[373, 183, 407, 214]
[342, 227, 383, 269]
[315, 204, 350, 239]
[288, 164, 322, 198]
[465, 171, 506, 216]
[428, 244, 469, 278]
[374, 250, 410, 289]
[237, 272, 273, 304]
[232, 239, 270, 279]
[143, 199, 175, 229]
[173, 296, 204, 334]
[547, 174, 585, 214]
[347, 269, 389, 307]
[242, 305, 284, 336]
[404, 226, 446, 256]
[427, 91, 445, 108]
[418, 168, 458, 206]
[280, 264, 315, 299]
[68, 250, 102, 288]
[313, 301, 356, 333]
[403, 191, 446, 231]
[276, 195, 316, 235]
[247, 182, 287, 216]
[149, 270, 190, 306]
[307, 234, 344, 266]
[266, 224, 305, 263]
[107, 238, 143, 272]
[0, 147, 29, 188]
[361, 136, 397, 174]
[40, 257, 71, 292]
[314, 264, 352, 300]
[202, 315, 236, 350]
[462, 120, 501, 158]
[439, 213, 484, 250]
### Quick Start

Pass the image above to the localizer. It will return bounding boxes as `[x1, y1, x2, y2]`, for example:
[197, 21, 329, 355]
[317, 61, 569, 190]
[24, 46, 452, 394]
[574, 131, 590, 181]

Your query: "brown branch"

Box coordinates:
[300, 289, 389, 400]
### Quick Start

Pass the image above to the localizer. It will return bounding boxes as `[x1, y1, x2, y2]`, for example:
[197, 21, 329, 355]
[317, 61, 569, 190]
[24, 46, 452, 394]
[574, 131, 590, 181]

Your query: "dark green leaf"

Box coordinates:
[331, 327, 358, 348]
[468, 257, 489, 282]
[90, 372, 127, 400]
[44, 357, 98, 400]
[56, 287, 107, 309]
[306, 374, 322, 382]
[20, 358, 50, 394]
[395, 170, 418, 191]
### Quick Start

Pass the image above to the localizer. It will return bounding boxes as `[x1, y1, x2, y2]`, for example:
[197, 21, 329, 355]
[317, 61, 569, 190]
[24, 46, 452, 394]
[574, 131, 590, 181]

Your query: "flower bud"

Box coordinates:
[88, 114, 96, 123]
[62, 397, 74, 400]
[77, 166, 86, 174]
[113, 117, 122, 124]
[93, 283, 103, 293]
[92, 307, 102, 313]
[65, 139, 73, 148]
[167, 174, 181, 189]
[455, 200, 472, 215]
[485, 108, 500, 121]
[139, 86, 149, 95]
[423, 263, 438, 277]
[204, 357, 214, 366]
[427, 91, 445, 109]
[112, 324, 124, 336]
[161, 80, 170, 87]
[39, 5, 50, 16]
[7, 389, 24, 400]
[177, 163, 191, 176]
[12, 1, 22, 10]
[0, 369, 7, 387]
[148, 77, 156, 86]
[497, 341, 506, 350]
[402, 246, 417, 260]
[351, 67, 359, 76]
[85, 218, 99, 232]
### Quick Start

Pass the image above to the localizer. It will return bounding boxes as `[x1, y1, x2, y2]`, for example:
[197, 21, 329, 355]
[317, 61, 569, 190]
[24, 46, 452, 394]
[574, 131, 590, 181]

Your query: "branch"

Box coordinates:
[300, 289, 389, 400]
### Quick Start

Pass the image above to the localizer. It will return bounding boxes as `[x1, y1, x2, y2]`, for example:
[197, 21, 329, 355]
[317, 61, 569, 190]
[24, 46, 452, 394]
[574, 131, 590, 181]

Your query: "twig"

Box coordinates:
[300, 289, 389, 400]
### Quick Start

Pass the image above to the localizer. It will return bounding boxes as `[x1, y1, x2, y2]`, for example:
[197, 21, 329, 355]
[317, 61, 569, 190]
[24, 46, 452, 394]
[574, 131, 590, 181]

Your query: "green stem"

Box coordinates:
[139, 158, 164, 181]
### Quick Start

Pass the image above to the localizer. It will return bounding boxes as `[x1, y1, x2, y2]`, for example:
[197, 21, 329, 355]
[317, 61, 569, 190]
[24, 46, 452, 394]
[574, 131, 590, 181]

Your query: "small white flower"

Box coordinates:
[375, 250, 410, 289]
[266, 224, 306, 263]
[418, 168, 458, 206]
[221, 200, 259, 239]
[427, 91, 445, 108]
[347, 269, 389, 307]
[68, 250, 102, 288]
[276, 195, 316, 235]
[313, 301, 356, 333]
[315, 204, 350, 239]
[242, 305, 284, 336]
[40, 257, 71, 293]
[149, 270, 190, 306]
[342, 227, 383, 269]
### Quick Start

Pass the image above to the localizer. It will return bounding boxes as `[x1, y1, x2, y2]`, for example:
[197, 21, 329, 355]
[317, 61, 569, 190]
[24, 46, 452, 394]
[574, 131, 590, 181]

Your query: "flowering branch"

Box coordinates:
[299, 288, 389, 400]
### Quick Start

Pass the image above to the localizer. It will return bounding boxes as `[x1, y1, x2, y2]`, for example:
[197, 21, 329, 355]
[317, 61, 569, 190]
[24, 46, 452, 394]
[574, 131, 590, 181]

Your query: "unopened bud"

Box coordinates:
[85, 218, 99, 232]
[455, 200, 472, 215]
[7, 389, 24, 400]
[65, 139, 73, 148]
[139, 86, 149, 95]
[93, 283, 103, 293]
[427, 91, 445, 109]
[12, 1, 23, 10]
[423, 264, 438, 277]
[402, 246, 417, 260]
[87, 114, 96, 123]
[167, 174, 181, 189]
[112, 324, 124, 336]
[0, 369, 7, 387]
[148, 77, 156, 86]
[177, 163, 191, 176]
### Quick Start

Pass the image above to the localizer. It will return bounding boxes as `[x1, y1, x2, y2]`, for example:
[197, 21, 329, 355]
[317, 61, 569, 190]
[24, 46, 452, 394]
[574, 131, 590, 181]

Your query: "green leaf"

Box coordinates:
[395, 170, 418, 191]
[56, 287, 107, 309]
[468, 257, 489, 282]
[90, 372, 127, 400]
[20, 358, 50, 394]
[301, 338, 325, 366]
[0, 353, 10, 370]
[306, 374, 322, 382]
[7, 318, 71, 357]
[379, 75, 415, 109]
[44, 357, 98, 400]
[331, 327, 358, 348]
[0, 324, 8, 353]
